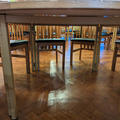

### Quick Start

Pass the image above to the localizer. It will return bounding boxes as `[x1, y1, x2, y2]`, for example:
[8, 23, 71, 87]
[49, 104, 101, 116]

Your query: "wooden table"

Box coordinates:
[112, 40, 120, 71]
[0, 0, 120, 119]
[101, 32, 111, 50]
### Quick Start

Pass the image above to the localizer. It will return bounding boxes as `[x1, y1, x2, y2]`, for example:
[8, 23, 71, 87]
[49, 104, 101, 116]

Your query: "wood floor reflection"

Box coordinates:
[0, 41, 120, 120]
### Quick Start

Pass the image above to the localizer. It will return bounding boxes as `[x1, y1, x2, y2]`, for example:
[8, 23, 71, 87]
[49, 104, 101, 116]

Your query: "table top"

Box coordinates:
[0, 0, 120, 17]
[0, 0, 120, 9]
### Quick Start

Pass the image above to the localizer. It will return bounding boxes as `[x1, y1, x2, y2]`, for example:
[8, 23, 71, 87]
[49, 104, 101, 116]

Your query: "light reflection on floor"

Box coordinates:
[48, 90, 69, 106]
[100, 38, 106, 59]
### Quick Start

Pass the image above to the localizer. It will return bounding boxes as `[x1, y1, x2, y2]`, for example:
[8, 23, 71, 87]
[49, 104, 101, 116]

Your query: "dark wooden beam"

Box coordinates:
[6, 15, 120, 26]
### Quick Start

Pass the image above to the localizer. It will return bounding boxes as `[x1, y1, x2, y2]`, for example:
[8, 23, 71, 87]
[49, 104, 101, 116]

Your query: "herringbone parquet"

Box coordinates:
[0, 41, 120, 120]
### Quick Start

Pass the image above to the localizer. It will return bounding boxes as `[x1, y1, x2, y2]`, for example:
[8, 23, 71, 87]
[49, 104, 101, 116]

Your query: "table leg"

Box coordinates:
[0, 15, 17, 119]
[92, 25, 102, 72]
[62, 43, 65, 70]
[70, 41, 73, 66]
[30, 25, 36, 71]
[56, 46, 58, 64]
[25, 45, 30, 74]
[36, 44, 40, 71]
[111, 27, 117, 50]
[112, 46, 118, 71]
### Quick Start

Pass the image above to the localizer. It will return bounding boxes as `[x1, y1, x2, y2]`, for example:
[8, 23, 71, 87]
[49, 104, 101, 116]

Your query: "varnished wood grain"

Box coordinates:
[5, 15, 120, 25]
[0, 40, 120, 120]
[0, 0, 120, 10]
[0, 15, 17, 119]
[1, 0, 120, 26]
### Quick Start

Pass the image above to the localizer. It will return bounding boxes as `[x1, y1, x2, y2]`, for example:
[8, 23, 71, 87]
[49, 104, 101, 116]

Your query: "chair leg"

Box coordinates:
[62, 43, 65, 70]
[107, 37, 111, 50]
[106, 39, 109, 50]
[56, 46, 58, 64]
[25, 45, 30, 74]
[70, 42, 73, 66]
[112, 46, 118, 71]
[0, 53, 2, 66]
[104, 38, 106, 49]
[37, 44, 40, 71]
[79, 50, 82, 60]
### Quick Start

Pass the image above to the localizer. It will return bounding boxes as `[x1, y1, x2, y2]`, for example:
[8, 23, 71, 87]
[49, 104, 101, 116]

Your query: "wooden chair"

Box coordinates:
[101, 32, 111, 50]
[35, 38, 66, 71]
[70, 38, 95, 66]
[112, 40, 120, 71]
[0, 40, 30, 74]
[36, 26, 61, 39]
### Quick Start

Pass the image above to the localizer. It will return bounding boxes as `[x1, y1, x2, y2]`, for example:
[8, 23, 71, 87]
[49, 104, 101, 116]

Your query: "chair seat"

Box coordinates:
[23, 31, 30, 36]
[102, 32, 110, 36]
[10, 40, 28, 47]
[35, 38, 65, 43]
[117, 34, 120, 36]
[110, 32, 120, 36]
[71, 38, 95, 42]
[115, 40, 120, 44]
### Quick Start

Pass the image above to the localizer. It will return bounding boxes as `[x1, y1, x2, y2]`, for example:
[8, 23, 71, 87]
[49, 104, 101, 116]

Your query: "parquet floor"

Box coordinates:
[0, 41, 120, 120]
